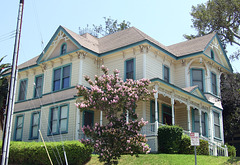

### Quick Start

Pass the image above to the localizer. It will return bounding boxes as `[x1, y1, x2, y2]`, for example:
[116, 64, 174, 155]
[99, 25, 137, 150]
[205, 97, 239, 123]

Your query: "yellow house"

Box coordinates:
[4, 26, 232, 155]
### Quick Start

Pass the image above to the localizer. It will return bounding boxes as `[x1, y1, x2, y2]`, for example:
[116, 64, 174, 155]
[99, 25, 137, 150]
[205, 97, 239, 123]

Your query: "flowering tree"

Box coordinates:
[75, 65, 152, 164]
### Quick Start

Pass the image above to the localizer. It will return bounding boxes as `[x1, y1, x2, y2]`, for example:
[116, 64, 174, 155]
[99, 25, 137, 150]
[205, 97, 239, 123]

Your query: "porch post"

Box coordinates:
[75, 108, 80, 140]
[209, 109, 214, 142]
[199, 109, 202, 136]
[171, 98, 175, 125]
[220, 111, 224, 143]
[187, 104, 191, 132]
[100, 111, 103, 126]
[154, 85, 158, 134]
[126, 110, 129, 123]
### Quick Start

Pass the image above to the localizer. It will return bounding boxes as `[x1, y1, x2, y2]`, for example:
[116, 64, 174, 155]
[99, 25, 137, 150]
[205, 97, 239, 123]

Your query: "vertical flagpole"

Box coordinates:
[1, 0, 24, 164]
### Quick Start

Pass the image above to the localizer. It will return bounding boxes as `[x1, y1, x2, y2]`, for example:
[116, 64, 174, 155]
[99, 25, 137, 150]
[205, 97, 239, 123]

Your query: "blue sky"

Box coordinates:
[1, 0, 239, 72]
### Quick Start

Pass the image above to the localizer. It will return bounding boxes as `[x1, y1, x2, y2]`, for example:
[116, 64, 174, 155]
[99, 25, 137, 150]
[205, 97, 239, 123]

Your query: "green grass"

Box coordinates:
[86, 154, 240, 165]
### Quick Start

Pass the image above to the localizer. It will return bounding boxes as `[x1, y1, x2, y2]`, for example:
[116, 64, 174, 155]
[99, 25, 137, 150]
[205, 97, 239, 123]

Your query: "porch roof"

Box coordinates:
[150, 78, 213, 106]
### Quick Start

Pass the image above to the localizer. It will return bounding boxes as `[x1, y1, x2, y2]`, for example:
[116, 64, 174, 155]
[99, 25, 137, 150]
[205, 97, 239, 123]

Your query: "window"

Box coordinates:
[211, 72, 217, 95]
[192, 69, 204, 92]
[193, 109, 208, 136]
[162, 104, 172, 125]
[34, 75, 43, 98]
[60, 43, 67, 55]
[30, 112, 40, 139]
[18, 79, 28, 101]
[53, 65, 71, 91]
[49, 105, 69, 135]
[201, 112, 208, 137]
[125, 58, 135, 80]
[211, 50, 215, 59]
[163, 65, 170, 83]
[14, 115, 24, 141]
[193, 109, 200, 133]
[150, 100, 159, 123]
[213, 112, 221, 139]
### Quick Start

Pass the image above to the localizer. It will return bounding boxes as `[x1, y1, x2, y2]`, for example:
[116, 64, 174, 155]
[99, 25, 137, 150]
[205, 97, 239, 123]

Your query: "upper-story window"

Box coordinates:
[18, 79, 28, 101]
[34, 75, 43, 98]
[53, 65, 71, 91]
[191, 69, 204, 92]
[211, 49, 215, 60]
[60, 43, 67, 55]
[163, 65, 170, 83]
[125, 58, 135, 80]
[211, 72, 217, 95]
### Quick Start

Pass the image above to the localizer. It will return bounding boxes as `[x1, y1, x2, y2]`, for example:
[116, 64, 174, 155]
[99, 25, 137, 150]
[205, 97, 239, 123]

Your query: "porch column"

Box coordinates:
[220, 111, 224, 143]
[100, 111, 103, 126]
[207, 111, 211, 139]
[199, 109, 202, 136]
[142, 101, 146, 120]
[154, 85, 158, 134]
[209, 109, 214, 141]
[187, 104, 191, 132]
[75, 108, 80, 140]
[126, 110, 129, 123]
[171, 98, 175, 125]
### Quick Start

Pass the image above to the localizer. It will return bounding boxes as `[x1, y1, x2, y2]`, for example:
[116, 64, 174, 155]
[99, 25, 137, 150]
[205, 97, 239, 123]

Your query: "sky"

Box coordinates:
[0, 0, 239, 72]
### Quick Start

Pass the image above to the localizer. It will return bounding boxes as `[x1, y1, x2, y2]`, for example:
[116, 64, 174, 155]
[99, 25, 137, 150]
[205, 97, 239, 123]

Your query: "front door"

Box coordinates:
[162, 104, 172, 125]
[83, 110, 94, 127]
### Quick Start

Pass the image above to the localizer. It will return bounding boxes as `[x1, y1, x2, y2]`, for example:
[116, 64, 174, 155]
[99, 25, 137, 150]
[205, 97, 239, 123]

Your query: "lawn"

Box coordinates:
[86, 154, 240, 165]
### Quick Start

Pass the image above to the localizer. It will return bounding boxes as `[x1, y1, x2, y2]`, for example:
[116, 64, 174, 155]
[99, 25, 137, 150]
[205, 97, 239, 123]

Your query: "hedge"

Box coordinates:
[1, 141, 92, 165]
[158, 125, 183, 154]
[226, 144, 236, 157]
[179, 134, 209, 155]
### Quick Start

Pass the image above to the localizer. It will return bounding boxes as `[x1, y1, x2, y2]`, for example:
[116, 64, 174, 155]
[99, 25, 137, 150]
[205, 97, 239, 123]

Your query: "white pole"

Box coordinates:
[1, 0, 24, 164]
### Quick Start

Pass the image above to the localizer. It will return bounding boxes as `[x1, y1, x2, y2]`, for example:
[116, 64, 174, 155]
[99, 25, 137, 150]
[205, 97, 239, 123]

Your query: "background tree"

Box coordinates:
[76, 66, 152, 165]
[221, 73, 240, 143]
[0, 56, 10, 130]
[184, 0, 240, 59]
[79, 17, 131, 38]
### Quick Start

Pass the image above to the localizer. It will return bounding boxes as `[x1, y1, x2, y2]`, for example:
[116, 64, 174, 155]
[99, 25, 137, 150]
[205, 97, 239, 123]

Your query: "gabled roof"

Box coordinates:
[167, 33, 216, 57]
[6, 26, 231, 73]
[182, 85, 207, 100]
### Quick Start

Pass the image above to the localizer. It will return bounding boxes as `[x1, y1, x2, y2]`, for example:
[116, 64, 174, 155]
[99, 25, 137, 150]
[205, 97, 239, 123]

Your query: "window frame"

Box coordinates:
[18, 78, 28, 101]
[124, 58, 136, 81]
[211, 72, 217, 95]
[34, 74, 44, 98]
[14, 114, 24, 141]
[48, 104, 69, 135]
[163, 65, 170, 83]
[60, 43, 67, 55]
[190, 68, 205, 92]
[29, 112, 40, 140]
[213, 111, 221, 140]
[52, 64, 71, 92]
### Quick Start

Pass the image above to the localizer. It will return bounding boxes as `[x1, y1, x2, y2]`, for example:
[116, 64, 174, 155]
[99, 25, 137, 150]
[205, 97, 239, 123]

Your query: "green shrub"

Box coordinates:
[179, 134, 209, 155]
[158, 125, 183, 154]
[226, 144, 236, 157]
[1, 141, 92, 165]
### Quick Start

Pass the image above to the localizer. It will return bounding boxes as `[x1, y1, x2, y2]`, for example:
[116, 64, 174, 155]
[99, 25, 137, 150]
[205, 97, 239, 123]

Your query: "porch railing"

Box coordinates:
[140, 123, 156, 136]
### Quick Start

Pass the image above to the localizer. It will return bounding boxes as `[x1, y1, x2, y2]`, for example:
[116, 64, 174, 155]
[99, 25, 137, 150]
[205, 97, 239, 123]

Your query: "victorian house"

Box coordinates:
[3, 26, 232, 155]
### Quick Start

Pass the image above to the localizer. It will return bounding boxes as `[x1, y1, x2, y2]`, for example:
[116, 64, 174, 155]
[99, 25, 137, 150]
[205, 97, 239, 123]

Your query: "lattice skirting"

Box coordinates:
[146, 136, 158, 152]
